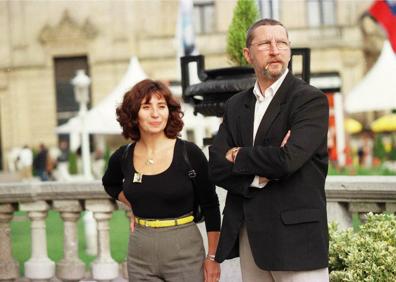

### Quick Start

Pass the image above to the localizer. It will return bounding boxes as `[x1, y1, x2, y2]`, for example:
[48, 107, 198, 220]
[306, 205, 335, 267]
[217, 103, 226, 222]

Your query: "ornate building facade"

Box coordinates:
[0, 0, 380, 169]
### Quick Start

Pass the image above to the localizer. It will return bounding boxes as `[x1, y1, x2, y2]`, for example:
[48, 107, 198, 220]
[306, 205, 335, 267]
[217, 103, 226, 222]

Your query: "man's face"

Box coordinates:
[244, 25, 291, 81]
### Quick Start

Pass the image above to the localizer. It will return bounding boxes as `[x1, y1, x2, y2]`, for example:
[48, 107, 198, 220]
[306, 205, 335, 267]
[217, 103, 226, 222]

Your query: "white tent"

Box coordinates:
[56, 56, 147, 135]
[56, 55, 220, 151]
[345, 41, 396, 113]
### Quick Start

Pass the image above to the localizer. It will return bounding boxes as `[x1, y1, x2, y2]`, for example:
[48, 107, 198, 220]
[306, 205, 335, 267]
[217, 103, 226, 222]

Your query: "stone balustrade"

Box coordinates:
[0, 176, 396, 281]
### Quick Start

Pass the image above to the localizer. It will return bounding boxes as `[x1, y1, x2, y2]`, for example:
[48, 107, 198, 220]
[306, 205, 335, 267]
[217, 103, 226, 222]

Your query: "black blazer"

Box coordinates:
[209, 71, 329, 271]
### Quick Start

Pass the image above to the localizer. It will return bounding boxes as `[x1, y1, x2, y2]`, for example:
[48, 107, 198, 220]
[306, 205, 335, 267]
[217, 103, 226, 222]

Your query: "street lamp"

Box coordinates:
[71, 69, 93, 180]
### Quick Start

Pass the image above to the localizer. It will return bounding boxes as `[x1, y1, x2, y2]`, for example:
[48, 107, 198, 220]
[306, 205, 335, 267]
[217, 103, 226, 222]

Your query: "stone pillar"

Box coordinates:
[0, 204, 19, 281]
[53, 200, 85, 281]
[349, 202, 383, 224]
[20, 201, 55, 281]
[326, 202, 352, 230]
[86, 199, 118, 280]
[385, 203, 396, 214]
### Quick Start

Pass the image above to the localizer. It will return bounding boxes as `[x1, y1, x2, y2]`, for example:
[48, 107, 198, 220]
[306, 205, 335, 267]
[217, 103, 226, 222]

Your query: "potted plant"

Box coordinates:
[181, 0, 259, 117]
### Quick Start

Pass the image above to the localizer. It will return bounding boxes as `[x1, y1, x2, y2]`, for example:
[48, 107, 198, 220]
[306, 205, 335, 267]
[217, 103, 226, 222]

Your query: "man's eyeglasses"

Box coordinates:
[251, 40, 290, 51]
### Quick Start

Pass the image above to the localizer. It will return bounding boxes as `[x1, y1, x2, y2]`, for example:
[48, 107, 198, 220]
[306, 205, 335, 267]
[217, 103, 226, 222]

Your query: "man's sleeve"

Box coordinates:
[233, 92, 329, 179]
[208, 101, 254, 197]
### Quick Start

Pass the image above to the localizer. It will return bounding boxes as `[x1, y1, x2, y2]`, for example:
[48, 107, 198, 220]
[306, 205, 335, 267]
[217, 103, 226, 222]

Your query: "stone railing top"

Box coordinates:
[1, 176, 396, 204]
[0, 180, 108, 204]
[325, 176, 396, 202]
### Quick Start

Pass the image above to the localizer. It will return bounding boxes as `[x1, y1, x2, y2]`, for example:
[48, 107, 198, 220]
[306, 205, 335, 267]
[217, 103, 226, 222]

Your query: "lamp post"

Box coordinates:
[71, 69, 93, 180]
[71, 70, 97, 256]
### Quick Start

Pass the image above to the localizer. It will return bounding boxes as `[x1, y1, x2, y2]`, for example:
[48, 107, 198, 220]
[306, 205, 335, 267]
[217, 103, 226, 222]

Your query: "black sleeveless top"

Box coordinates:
[103, 138, 220, 231]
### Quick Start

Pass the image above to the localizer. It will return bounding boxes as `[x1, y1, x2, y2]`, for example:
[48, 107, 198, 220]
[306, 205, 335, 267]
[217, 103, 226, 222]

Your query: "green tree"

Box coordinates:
[226, 0, 259, 66]
[373, 134, 386, 161]
[389, 135, 396, 161]
[68, 151, 78, 174]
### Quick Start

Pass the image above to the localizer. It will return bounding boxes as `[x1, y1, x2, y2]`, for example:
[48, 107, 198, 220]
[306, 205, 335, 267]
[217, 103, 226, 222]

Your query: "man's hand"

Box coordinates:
[130, 215, 135, 233]
[259, 176, 269, 184]
[225, 147, 240, 163]
[281, 130, 291, 147]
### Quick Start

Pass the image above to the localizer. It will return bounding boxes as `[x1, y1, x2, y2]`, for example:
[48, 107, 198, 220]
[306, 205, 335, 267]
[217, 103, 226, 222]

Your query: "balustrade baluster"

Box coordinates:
[53, 200, 85, 281]
[0, 204, 19, 282]
[86, 199, 119, 280]
[19, 201, 55, 281]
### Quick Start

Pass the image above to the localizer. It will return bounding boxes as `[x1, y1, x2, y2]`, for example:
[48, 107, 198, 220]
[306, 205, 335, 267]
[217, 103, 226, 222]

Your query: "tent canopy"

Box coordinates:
[56, 56, 147, 135]
[345, 41, 396, 113]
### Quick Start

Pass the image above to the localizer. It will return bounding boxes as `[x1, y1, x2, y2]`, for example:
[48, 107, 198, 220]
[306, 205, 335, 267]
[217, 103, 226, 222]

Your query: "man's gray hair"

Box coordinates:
[246, 18, 289, 48]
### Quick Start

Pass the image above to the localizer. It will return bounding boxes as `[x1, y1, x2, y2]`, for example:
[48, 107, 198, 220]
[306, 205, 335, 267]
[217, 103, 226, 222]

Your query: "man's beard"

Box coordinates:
[262, 65, 286, 81]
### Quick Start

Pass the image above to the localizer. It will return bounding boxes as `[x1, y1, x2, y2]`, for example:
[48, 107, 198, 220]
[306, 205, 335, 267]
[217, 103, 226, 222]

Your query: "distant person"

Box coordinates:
[18, 145, 33, 181]
[102, 79, 221, 281]
[357, 146, 364, 166]
[33, 143, 49, 181]
[55, 140, 71, 181]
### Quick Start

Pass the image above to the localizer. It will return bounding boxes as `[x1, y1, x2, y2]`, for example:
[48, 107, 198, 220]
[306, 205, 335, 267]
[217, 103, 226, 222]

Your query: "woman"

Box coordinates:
[102, 79, 221, 282]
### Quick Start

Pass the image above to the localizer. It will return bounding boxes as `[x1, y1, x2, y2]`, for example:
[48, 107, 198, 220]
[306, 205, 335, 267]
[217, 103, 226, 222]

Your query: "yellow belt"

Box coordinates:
[134, 215, 194, 228]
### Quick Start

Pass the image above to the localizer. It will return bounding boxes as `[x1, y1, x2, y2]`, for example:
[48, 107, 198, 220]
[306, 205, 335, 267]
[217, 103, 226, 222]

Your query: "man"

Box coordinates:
[33, 143, 49, 181]
[209, 19, 329, 281]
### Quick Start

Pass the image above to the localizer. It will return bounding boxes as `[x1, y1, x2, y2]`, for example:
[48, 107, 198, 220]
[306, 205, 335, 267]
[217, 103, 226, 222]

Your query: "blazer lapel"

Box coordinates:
[238, 89, 255, 146]
[254, 72, 294, 146]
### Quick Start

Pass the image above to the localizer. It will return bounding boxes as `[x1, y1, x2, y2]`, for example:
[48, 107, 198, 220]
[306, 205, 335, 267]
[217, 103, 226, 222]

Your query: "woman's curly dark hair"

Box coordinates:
[116, 79, 184, 141]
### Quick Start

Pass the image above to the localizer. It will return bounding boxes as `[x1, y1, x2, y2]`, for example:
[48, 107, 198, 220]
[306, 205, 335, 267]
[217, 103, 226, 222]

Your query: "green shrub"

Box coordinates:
[226, 0, 259, 66]
[329, 213, 396, 281]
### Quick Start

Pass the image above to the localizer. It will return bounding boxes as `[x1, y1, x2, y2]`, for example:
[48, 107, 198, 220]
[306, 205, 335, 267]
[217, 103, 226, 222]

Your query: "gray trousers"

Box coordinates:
[239, 224, 329, 282]
[127, 222, 205, 282]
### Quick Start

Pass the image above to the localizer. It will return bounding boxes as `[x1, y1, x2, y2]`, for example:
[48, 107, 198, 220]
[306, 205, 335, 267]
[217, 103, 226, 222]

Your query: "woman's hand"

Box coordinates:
[130, 214, 135, 233]
[204, 258, 221, 282]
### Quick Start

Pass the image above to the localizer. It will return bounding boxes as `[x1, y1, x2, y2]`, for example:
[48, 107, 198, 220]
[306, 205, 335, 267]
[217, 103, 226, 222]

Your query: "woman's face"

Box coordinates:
[137, 92, 169, 135]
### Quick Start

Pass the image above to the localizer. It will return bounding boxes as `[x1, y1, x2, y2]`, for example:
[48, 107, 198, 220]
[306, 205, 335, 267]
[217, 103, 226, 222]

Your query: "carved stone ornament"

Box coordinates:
[38, 10, 98, 45]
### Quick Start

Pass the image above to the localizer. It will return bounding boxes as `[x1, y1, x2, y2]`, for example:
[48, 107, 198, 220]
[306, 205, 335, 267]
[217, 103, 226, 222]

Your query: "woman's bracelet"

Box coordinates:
[206, 254, 216, 261]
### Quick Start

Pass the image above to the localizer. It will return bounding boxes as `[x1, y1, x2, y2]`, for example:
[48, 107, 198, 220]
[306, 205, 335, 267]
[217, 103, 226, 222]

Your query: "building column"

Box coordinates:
[0, 204, 19, 281]
[53, 200, 85, 281]
[86, 199, 118, 280]
[20, 201, 55, 281]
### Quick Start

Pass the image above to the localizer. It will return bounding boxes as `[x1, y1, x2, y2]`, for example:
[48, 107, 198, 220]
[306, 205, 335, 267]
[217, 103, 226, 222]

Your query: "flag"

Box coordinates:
[369, 0, 396, 52]
[177, 0, 197, 56]
[176, 0, 200, 84]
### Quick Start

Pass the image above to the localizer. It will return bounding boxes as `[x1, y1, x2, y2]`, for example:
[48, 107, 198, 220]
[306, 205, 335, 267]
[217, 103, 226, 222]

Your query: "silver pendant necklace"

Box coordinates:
[145, 158, 155, 165]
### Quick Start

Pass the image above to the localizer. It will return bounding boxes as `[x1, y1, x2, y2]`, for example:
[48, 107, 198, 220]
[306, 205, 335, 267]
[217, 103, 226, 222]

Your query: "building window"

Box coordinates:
[257, 0, 279, 20]
[307, 0, 336, 27]
[53, 56, 90, 126]
[193, 0, 215, 34]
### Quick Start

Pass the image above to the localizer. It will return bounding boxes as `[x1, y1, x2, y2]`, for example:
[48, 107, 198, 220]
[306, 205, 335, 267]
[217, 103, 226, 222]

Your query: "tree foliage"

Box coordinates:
[226, 0, 259, 66]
